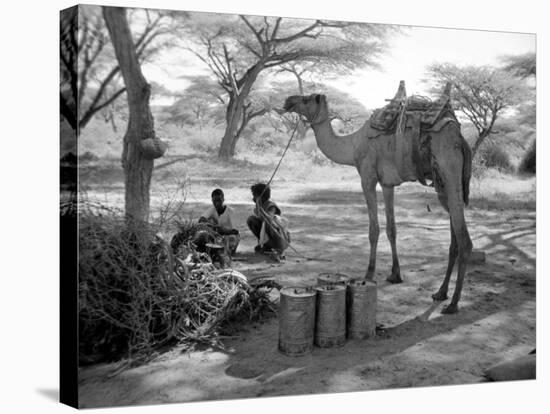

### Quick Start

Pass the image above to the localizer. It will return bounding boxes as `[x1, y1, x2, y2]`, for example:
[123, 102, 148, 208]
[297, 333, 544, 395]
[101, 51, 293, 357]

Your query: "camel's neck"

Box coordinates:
[311, 119, 363, 166]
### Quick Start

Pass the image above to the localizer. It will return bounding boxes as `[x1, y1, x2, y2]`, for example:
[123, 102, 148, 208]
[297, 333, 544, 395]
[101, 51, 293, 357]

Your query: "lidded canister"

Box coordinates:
[317, 272, 350, 287]
[314, 284, 346, 348]
[278, 287, 316, 356]
[346, 279, 377, 339]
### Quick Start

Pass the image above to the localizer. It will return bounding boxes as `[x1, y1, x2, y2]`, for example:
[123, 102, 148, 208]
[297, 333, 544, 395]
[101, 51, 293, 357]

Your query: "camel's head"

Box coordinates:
[283, 94, 329, 124]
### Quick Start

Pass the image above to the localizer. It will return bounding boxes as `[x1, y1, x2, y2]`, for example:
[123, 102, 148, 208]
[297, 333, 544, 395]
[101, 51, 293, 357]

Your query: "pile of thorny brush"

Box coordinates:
[72, 197, 277, 367]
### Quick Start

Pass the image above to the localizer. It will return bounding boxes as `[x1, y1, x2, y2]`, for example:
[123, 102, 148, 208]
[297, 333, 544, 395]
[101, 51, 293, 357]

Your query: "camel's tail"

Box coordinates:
[461, 135, 472, 206]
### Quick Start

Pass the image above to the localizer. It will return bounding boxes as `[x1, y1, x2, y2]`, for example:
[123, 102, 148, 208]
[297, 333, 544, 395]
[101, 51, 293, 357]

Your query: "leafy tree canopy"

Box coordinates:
[501, 52, 536, 78]
[182, 13, 393, 91]
[60, 5, 181, 132]
[426, 62, 527, 156]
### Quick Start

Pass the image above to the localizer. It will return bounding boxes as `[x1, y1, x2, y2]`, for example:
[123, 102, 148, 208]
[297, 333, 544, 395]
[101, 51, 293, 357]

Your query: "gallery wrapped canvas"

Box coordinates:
[60, 3, 536, 409]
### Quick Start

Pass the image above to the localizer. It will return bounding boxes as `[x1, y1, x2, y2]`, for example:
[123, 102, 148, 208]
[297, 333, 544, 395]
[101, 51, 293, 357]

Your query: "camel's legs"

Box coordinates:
[382, 186, 402, 283]
[440, 187, 472, 314]
[361, 179, 379, 280]
[432, 221, 458, 301]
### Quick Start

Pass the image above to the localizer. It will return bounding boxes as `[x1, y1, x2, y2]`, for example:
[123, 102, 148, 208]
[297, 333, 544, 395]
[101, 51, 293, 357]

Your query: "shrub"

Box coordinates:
[78, 204, 171, 364]
[79, 117, 123, 159]
[471, 153, 488, 179]
[185, 124, 223, 154]
[477, 143, 514, 173]
[519, 141, 536, 174]
[241, 127, 289, 153]
[157, 122, 224, 156]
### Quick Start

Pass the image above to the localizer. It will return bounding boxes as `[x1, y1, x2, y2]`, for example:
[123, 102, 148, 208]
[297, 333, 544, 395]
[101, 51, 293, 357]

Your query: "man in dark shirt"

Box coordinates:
[246, 183, 290, 254]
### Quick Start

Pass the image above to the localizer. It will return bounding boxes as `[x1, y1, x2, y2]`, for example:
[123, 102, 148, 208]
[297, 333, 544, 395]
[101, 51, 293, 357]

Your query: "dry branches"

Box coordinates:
[78, 200, 276, 366]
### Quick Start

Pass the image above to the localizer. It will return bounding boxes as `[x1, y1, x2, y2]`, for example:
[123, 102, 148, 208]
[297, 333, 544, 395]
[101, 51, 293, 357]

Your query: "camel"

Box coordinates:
[283, 82, 473, 314]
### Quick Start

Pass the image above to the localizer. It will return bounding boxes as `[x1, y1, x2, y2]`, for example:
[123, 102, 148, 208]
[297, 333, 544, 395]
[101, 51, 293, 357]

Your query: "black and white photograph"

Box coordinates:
[46, 0, 545, 411]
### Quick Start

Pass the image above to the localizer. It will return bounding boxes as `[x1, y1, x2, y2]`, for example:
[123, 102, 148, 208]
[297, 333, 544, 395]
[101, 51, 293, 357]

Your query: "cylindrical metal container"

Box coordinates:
[278, 287, 316, 356]
[346, 280, 377, 339]
[317, 272, 350, 287]
[314, 285, 346, 348]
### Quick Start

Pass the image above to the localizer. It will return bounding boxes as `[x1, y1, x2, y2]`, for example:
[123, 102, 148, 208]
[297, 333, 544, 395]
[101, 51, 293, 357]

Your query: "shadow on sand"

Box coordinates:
[78, 184, 535, 407]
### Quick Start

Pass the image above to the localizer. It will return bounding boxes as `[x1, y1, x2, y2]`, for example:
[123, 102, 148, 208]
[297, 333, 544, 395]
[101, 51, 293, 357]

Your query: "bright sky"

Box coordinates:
[143, 24, 535, 110]
[332, 26, 535, 108]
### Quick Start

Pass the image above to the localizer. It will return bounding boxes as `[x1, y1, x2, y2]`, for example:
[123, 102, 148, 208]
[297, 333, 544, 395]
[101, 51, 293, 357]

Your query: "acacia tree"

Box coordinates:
[184, 14, 390, 159]
[60, 5, 173, 134]
[60, 7, 79, 131]
[103, 6, 156, 222]
[502, 52, 536, 173]
[501, 52, 536, 127]
[166, 75, 226, 128]
[427, 63, 524, 157]
[501, 52, 536, 78]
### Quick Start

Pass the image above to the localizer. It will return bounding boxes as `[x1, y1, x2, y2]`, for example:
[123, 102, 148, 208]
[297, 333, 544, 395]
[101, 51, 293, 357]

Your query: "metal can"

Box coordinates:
[314, 284, 346, 348]
[317, 272, 350, 287]
[346, 279, 377, 339]
[278, 287, 316, 356]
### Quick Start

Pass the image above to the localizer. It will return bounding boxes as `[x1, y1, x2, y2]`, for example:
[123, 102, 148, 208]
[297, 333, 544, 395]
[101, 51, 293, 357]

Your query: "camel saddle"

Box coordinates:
[368, 81, 460, 185]
[369, 94, 453, 134]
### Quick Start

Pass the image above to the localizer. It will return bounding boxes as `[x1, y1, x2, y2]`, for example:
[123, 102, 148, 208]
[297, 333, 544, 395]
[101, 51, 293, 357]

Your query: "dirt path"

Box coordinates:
[79, 183, 536, 408]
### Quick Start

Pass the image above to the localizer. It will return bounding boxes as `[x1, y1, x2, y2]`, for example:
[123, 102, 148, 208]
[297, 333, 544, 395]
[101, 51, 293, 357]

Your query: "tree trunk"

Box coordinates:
[472, 129, 491, 158]
[109, 112, 118, 133]
[292, 71, 307, 140]
[217, 65, 263, 159]
[103, 6, 155, 223]
[218, 96, 244, 159]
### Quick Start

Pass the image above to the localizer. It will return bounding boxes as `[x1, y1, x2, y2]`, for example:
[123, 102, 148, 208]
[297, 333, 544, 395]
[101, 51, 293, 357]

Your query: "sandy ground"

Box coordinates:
[78, 163, 536, 408]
